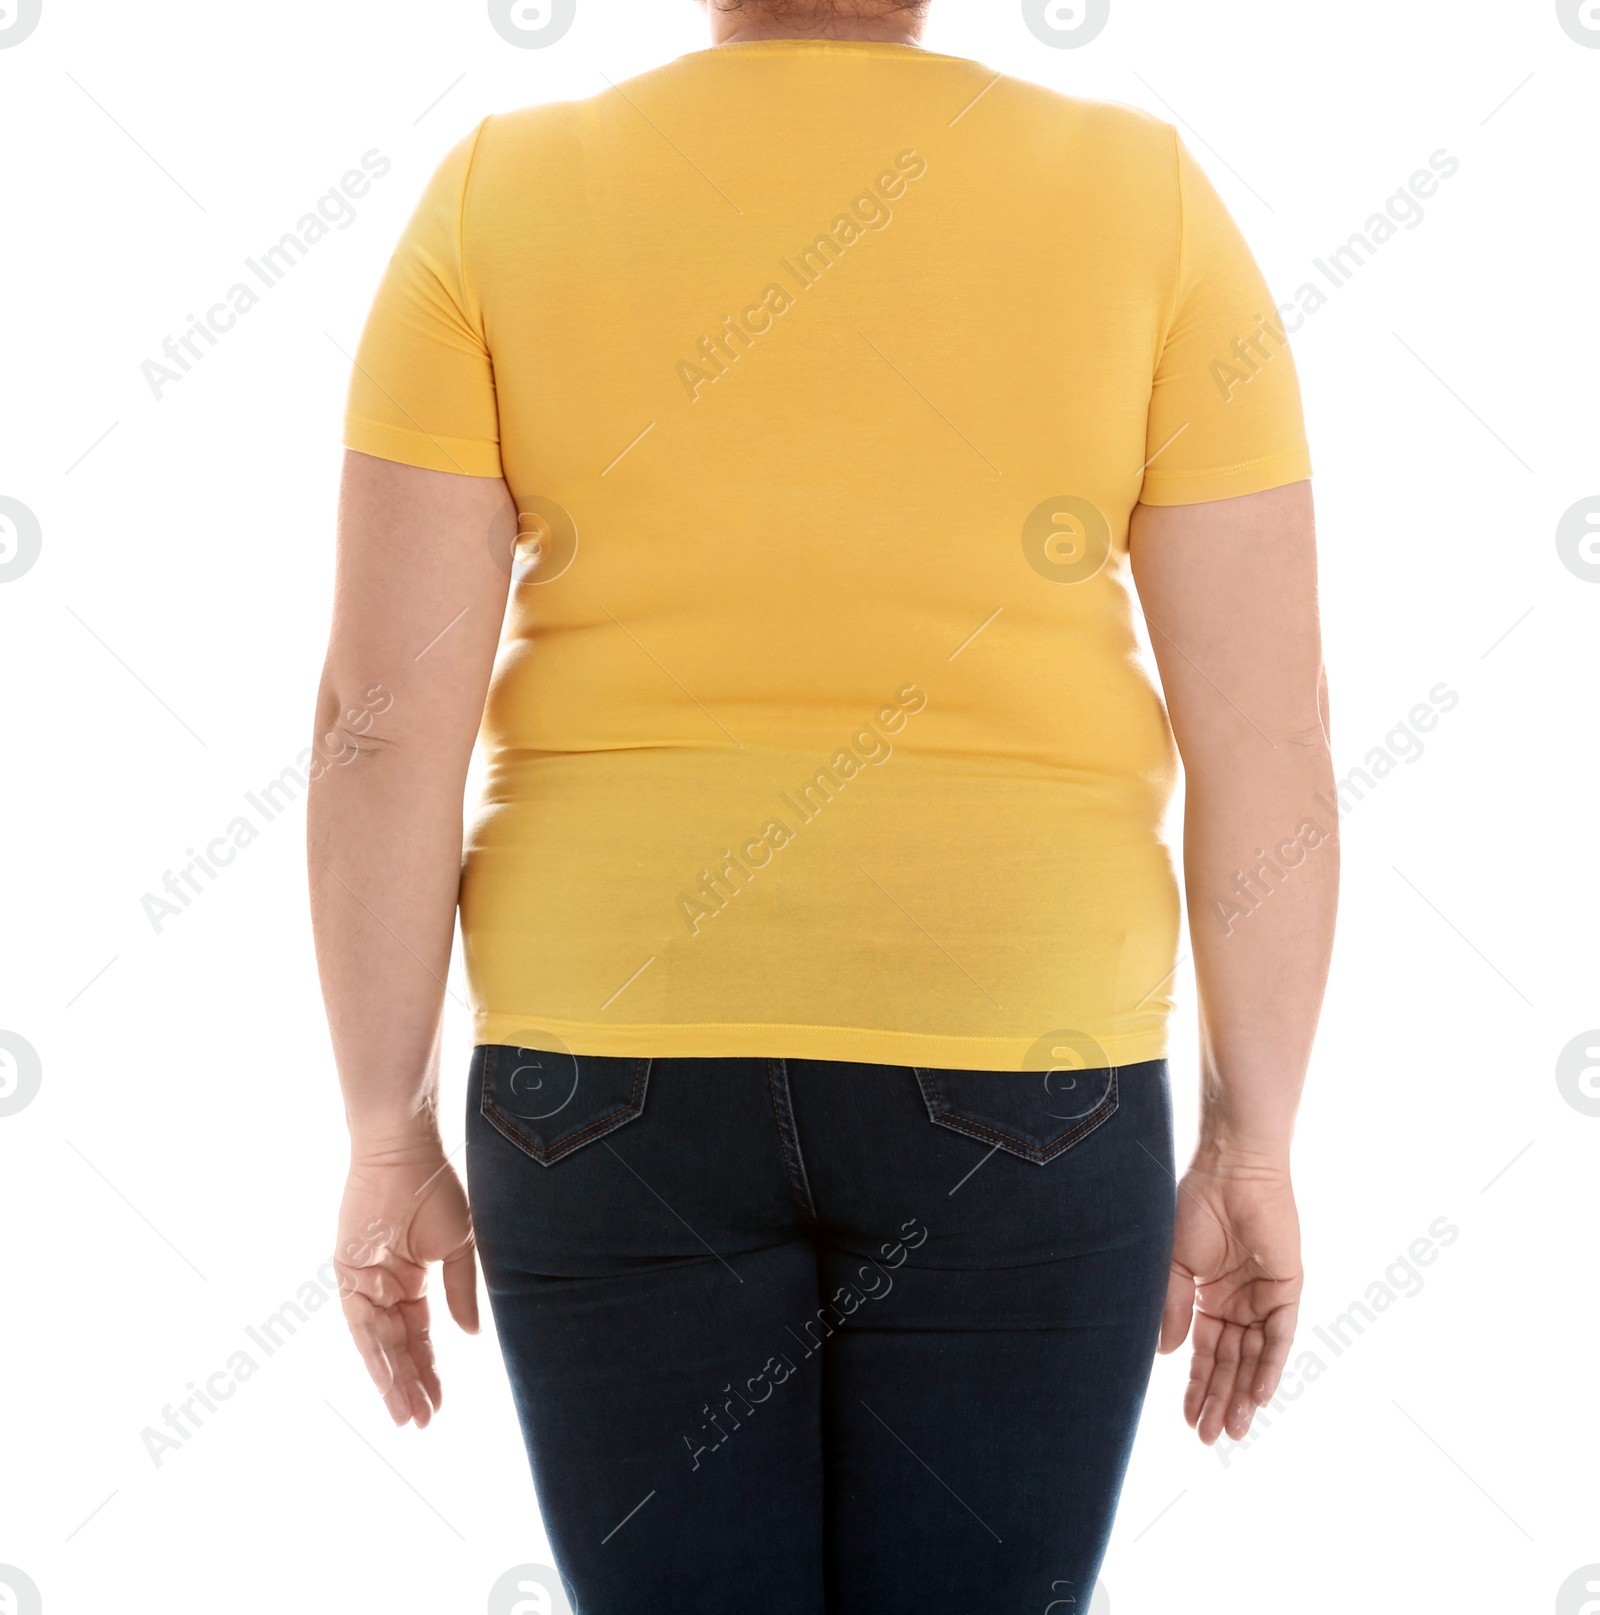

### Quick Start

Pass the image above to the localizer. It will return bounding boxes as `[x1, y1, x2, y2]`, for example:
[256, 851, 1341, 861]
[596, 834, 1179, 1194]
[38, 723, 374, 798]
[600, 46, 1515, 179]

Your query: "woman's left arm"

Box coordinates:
[308, 450, 516, 1427]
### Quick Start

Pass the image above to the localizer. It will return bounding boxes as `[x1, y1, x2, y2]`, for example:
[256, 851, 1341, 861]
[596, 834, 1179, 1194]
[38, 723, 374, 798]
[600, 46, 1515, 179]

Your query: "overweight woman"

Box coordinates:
[308, 1, 1337, 1608]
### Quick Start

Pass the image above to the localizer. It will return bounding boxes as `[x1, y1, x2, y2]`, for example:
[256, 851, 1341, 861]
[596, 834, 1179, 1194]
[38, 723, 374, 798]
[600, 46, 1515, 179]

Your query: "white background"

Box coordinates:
[2, 1, 1596, 1611]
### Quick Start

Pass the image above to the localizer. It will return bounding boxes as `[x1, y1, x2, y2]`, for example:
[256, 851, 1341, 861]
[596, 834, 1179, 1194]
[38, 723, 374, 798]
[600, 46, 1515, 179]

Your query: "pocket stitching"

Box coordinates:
[913, 1067, 1119, 1163]
[480, 1046, 651, 1167]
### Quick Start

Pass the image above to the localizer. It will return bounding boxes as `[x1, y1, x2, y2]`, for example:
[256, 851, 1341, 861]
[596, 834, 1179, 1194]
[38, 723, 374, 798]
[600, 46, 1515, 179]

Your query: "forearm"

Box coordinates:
[1182, 730, 1338, 1168]
[309, 455, 512, 1159]
[307, 689, 469, 1158]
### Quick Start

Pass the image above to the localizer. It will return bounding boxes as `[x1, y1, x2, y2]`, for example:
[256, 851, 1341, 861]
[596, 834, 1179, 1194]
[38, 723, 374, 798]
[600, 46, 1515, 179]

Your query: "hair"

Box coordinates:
[706, 0, 930, 15]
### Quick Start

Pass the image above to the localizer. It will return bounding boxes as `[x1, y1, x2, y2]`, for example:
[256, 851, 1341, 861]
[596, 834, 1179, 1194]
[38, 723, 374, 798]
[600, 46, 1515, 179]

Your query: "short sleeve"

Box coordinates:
[342, 119, 503, 478]
[1139, 133, 1312, 506]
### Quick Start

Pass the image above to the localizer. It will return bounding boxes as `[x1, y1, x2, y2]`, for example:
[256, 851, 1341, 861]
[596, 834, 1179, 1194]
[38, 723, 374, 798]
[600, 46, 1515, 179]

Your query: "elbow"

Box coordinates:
[1239, 661, 1334, 756]
[310, 675, 399, 777]
[1263, 718, 1332, 752]
[1268, 662, 1334, 751]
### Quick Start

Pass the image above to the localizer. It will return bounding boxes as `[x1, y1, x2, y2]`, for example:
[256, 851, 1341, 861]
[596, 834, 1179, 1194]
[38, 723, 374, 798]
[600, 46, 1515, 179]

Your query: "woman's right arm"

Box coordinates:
[1130, 479, 1338, 1447]
[307, 449, 516, 1426]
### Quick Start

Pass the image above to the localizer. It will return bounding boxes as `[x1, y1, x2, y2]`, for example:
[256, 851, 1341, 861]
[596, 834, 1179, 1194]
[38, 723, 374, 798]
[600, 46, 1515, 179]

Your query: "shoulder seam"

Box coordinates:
[457, 114, 494, 328]
[1154, 122, 1185, 360]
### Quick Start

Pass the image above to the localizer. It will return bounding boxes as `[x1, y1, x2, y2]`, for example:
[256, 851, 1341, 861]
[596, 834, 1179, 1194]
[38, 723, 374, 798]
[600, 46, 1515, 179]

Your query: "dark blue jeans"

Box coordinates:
[465, 1050, 1175, 1615]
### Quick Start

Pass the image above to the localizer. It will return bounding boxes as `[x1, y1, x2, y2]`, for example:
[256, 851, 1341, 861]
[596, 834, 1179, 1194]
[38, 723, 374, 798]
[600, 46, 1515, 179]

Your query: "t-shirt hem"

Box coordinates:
[1139, 445, 1312, 506]
[343, 417, 503, 479]
[472, 1012, 1168, 1071]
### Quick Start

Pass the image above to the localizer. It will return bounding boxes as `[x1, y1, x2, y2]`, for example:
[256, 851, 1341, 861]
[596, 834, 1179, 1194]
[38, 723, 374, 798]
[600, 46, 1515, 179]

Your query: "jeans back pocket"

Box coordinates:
[913, 1062, 1118, 1163]
[477, 1043, 651, 1166]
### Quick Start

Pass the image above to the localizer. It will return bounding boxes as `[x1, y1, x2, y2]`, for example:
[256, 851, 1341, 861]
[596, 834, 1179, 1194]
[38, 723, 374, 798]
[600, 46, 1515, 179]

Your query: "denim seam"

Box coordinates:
[764, 1057, 818, 1221]
[480, 1045, 652, 1167]
[913, 1068, 1120, 1163]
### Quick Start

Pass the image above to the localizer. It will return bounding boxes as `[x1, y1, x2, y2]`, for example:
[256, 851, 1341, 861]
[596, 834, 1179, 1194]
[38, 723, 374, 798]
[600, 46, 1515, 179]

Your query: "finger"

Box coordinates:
[400, 1296, 443, 1422]
[383, 1375, 415, 1425]
[1158, 1264, 1195, 1355]
[1183, 1314, 1219, 1429]
[380, 1341, 433, 1427]
[341, 1292, 395, 1394]
[336, 1257, 426, 1311]
[443, 1245, 481, 1335]
[359, 1303, 420, 1425]
[1225, 1325, 1267, 1440]
[369, 1296, 438, 1428]
[1197, 1318, 1244, 1445]
[341, 1293, 413, 1424]
[1253, 1302, 1300, 1405]
[389, 1352, 435, 1428]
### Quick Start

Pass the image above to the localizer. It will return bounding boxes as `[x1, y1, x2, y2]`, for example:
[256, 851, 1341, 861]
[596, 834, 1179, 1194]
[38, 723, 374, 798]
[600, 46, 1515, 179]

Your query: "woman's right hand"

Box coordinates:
[1158, 1156, 1303, 1445]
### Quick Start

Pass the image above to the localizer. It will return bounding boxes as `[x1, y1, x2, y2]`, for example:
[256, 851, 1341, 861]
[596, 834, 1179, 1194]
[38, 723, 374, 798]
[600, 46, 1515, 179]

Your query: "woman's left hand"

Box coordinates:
[333, 1143, 481, 1427]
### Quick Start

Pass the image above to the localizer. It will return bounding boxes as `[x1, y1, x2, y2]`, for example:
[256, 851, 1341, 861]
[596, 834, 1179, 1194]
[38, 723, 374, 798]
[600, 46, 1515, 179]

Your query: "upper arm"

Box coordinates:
[1140, 133, 1312, 507]
[1129, 482, 1326, 759]
[343, 122, 502, 478]
[321, 120, 514, 767]
[318, 451, 515, 770]
[1130, 131, 1323, 759]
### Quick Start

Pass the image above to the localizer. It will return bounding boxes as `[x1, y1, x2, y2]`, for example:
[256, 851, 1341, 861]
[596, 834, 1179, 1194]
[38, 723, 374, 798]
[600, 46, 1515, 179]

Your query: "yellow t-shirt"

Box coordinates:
[343, 39, 1311, 1070]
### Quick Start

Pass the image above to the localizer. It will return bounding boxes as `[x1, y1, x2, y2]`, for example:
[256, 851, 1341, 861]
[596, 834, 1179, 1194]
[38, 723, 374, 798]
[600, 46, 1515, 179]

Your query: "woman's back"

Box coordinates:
[345, 38, 1309, 1067]
[313, 14, 1333, 1609]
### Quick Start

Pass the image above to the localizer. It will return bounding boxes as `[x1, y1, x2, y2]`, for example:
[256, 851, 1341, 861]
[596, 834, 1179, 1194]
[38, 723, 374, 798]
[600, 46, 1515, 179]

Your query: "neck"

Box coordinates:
[708, 9, 925, 46]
